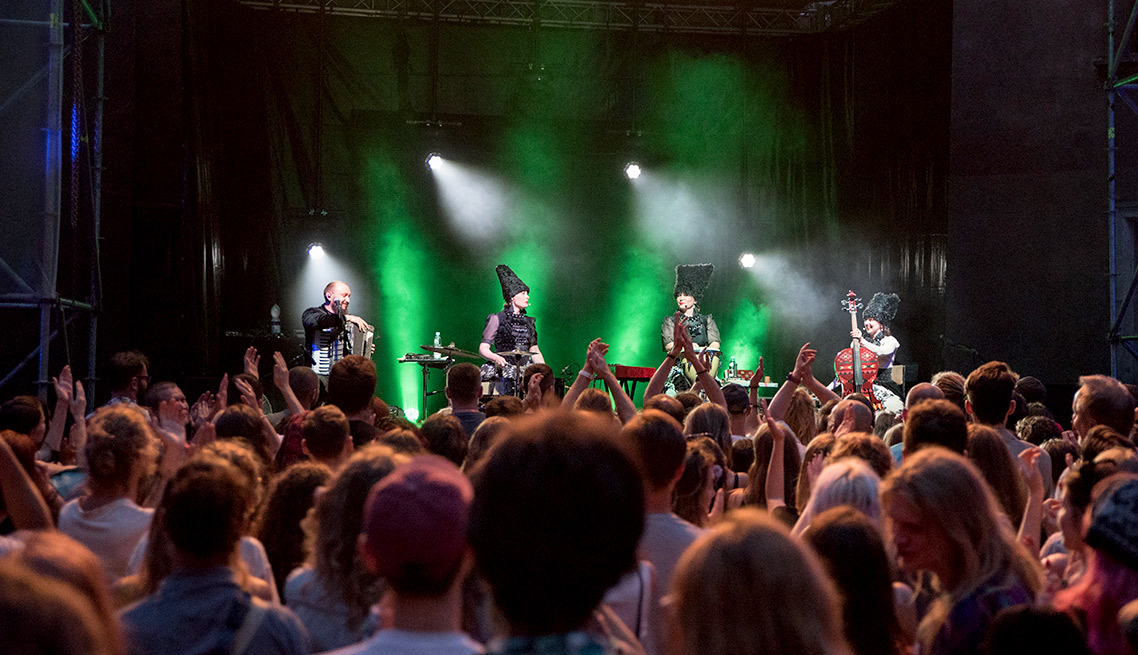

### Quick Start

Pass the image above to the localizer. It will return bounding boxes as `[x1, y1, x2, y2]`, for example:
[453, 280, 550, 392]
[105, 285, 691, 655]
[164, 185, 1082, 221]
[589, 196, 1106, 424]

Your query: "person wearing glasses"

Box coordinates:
[103, 350, 151, 417]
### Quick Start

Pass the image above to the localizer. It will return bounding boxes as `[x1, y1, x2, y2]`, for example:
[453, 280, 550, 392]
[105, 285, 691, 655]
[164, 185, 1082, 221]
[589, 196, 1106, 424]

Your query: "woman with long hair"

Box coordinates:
[254, 461, 332, 600]
[966, 424, 1027, 525]
[671, 509, 851, 655]
[881, 448, 1041, 655]
[729, 421, 800, 517]
[684, 402, 737, 473]
[672, 437, 718, 528]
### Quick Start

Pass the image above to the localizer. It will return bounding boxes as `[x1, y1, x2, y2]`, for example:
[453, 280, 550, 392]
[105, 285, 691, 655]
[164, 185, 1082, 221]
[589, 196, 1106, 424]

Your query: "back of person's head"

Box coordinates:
[1081, 425, 1135, 464]
[685, 402, 734, 468]
[327, 355, 377, 415]
[1017, 415, 1062, 446]
[312, 444, 408, 626]
[463, 416, 511, 472]
[965, 361, 1018, 425]
[904, 382, 945, 410]
[1041, 438, 1080, 488]
[574, 388, 614, 416]
[673, 437, 717, 528]
[484, 396, 524, 418]
[0, 396, 45, 436]
[302, 405, 351, 462]
[1084, 475, 1138, 570]
[420, 414, 468, 466]
[0, 431, 37, 515]
[828, 399, 873, 434]
[360, 455, 473, 596]
[830, 432, 893, 479]
[468, 410, 644, 635]
[873, 411, 898, 440]
[804, 506, 902, 655]
[446, 363, 483, 404]
[643, 394, 686, 425]
[522, 363, 555, 394]
[798, 458, 883, 529]
[1006, 392, 1029, 431]
[214, 404, 273, 465]
[377, 428, 425, 455]
[621, 410, 685, 492]
[931, 370, 967, 412]
[673, 509, 849, 655]
[288, 366, 320, 407]
[902, 399, 967, 456]
[1076, 375, 1136, 438]
[817, 400, 840, 435]
[85, 406, 157, 494]
[163, 456, 253, 564]
[721, 384, 749, 416]
[0, 559, 117, 655]
[982, 606, 1090, 655]
[198, 440, 265, 512]
[107, 350, 149, 393]
[369, 397, 391, 429]
[227, 373, 263, 408]
[966, 424, 1027, 524]
[254, 461, 332, 599]
[785, 388, 819, 447]
[731, 438, 755, 474]
[795, 433, 836, 511]
[746, 421, 801, 510]
[1014, 376, 1048, 405]
[675, 392, 703, 417]
[881, 448, 1039, 597]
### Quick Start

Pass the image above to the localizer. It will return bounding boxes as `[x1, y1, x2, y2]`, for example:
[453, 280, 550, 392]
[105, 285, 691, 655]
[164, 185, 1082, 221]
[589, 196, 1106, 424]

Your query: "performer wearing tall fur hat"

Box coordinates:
[661, 264, 721, 391]
[851, 292, 902, 397]
[479, 265, 544, 395]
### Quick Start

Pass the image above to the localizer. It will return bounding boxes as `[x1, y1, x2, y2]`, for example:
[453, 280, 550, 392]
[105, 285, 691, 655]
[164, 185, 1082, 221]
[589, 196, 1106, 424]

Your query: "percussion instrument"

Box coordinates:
[420, 344, 480, 359]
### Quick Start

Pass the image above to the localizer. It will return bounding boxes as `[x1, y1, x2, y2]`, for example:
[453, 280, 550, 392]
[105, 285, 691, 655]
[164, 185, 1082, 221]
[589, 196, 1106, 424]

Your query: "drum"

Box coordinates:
[480, 362, 521, 381]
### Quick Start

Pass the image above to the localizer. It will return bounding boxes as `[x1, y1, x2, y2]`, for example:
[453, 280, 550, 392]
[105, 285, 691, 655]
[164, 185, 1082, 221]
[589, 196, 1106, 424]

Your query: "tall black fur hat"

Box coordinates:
[863, 292, 900, 325]
[496, 265, 530, 302]
[673, 264, 714, 301]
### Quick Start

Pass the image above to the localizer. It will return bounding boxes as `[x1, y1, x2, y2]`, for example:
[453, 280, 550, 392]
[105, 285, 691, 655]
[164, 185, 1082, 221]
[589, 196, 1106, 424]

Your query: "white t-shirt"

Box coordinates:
[319, 629, 484, 655]
[58, 496, 153, 581]
[126, 533, 280, 603]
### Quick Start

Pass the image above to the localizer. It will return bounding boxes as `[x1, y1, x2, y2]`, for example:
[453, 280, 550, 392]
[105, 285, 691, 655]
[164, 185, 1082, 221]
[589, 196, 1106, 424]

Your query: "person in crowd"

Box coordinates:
[901, 398, 969, 457]
[792, 457, 883, 535]
[1018, 415, 1063, 447]
[462, 417, 511, 473]
[967, 425, 1028, 525]
[254, 462, 332, 601]
[1071, 375, 1136, 441]
[328, 355, 381, 448]
[767, 343, 836, 451]
[883, 382, 945, 454]
[483, 396, 524, 418]
[324, 455, 483, 655]
[684, 403, 741, 484]
[303, 281, 372, 377]
[830, 432, 893, 479]
[982, 606, 1090, 655]
[804, 506, 905, 655]
[445, 363, 486, 438]
[59, 406, 159, 581]
[794, 432, 836, 513]
[0, 429, 61, 530]
[468, 411, 644, 655]
[120, 456, 309, 655]
[931, 371, 967, 413]
[284, 444, 408, 651]
[0, 433, 52, 552]
[1079, 425, 1135, 465]
[144, 382, 190, 443]
[966, 362, 1053, 496]
[881, 448, 1041, 655]
[0, 559, 119, 655]
[721, 384, 752, 442]
[732, 419, 800, 517]
[671, 509, 852, 655]
[266, 364, 320, 430]
[672, 437, 721, 529]
[302, 405, 353, 471]
[103, 350, 150, 414]
[421, 415, 468, 467]
[215, 404, 278, 467]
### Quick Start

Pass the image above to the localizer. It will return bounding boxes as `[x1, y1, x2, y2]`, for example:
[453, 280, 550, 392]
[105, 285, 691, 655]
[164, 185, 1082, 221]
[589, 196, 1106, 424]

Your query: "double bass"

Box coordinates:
[834, 291, 882, 410]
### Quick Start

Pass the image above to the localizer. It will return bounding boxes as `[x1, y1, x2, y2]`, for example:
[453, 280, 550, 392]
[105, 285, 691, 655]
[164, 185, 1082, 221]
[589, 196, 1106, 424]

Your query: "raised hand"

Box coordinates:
[213, 374, 229, 417]
[53, 365, 74, 405]
[233, 377, 261, 415]
[793, 343, 817, 379]
[243, 347, 261, 379]
[272, 351, 290, 391]
[1019, 447, 1045, 500]
[753, 356, 764, 385]
[70, 381, 86, 420]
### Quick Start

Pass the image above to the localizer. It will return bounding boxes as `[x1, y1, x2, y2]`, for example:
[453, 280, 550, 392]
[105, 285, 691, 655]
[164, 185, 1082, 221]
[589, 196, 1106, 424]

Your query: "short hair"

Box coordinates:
[522, 363, 555, 394]
[731, 438, 755, 474]
[1077, 375, 1136, 437]
[1080, 424, 1135, 463]
[227, 373, 263, 408]
[965, 361, 1018, 424]
[468, 411, 644, 634]
[931, 370, 967, 412]
[1015, 376, 1048, 404]
[420, 414, 468, 467]
[484, 396, 524, 418]
[1006, 392, 1029, 431]
[828, 399, 873, 434]
[446, 363, 483, 404]
[0, 396, 44, 436]
[905, 382, 945, 409]
[464, 416, 511, 472]
[328, 355, 377, 414]
[302, 405, 351, 460]
[830, 432, 893, 479]
[873, 411, 898, 440]
[143, 381, 180, 411]
[85, 406, 157, 492]
[643, 394, 686, 425]
[1041, 438, 1080, 488]
[902, 399, 968, 455]
[574, 388, 613, 415]
[0, 559, 115, 655]
[108, 350, 149, 391]
[621, 410, 686, 491]
[163, 457, 254, 562]
[288, 366, 320, 404]
[377, 429, 425, 455]
[214, 404, 274, 465]
[1017, 415, 1062, 446]
[675, 392, 703, 417]
[721, 384, 749, 415]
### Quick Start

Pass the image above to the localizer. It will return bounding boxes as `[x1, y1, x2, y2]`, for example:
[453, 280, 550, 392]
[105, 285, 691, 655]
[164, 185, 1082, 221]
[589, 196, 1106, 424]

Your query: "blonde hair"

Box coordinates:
[85, 406, 158, 497]
[793, 458, 882, 535]
[672, 509, 851, 655]
[881, 448, 1041, 650]
[785, 388, 818, 447]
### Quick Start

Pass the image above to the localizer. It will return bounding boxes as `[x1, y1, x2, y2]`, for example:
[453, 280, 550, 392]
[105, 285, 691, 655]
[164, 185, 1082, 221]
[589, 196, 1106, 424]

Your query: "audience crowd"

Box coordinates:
[5, 317, 1138, 655]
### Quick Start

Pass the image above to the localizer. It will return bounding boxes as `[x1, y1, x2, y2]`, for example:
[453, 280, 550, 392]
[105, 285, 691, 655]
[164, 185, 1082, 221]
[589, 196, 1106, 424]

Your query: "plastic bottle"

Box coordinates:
[728, 356, 738, 379]
[434, 332, 442, 359]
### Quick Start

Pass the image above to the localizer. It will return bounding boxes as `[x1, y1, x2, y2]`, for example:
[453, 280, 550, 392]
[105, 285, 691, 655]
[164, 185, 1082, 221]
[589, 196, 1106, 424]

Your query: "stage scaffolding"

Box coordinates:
[0, 0, 107, 404]
[237, 0, 904, 36]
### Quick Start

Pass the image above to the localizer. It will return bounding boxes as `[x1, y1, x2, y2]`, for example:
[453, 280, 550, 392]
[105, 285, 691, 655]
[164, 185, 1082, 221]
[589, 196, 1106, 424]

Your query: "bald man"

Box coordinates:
[302, 281, 372, 376]
[887, 382, 946, 464]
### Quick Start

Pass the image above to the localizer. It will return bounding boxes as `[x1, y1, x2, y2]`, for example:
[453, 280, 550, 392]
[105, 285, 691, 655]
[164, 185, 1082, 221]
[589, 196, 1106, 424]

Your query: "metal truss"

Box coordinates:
[1108, 0, 1138, 376]
[237, 0, 904, 36]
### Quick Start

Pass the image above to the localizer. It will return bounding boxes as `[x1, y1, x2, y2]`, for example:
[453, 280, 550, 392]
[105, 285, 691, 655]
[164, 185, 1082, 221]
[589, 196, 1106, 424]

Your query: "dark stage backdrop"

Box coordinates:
[5, 0, 956, 415]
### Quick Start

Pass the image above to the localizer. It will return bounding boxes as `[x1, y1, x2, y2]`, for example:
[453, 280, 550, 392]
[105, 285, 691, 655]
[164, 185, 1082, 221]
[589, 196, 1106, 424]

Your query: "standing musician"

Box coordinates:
[835, 291, 904, 413]
[479, 265, 544, 395]
[660, 263, 721, 391]
[302, 281, 373, 377]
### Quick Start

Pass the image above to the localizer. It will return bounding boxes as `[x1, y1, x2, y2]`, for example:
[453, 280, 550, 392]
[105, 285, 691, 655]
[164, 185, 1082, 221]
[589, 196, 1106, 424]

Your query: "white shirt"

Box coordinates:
[58, 496, 153, 581]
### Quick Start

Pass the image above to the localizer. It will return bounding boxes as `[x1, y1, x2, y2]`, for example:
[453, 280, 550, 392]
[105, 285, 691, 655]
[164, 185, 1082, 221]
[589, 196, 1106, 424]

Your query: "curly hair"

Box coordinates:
[255, 462, 332, 600]
[85, 406, 157, 497]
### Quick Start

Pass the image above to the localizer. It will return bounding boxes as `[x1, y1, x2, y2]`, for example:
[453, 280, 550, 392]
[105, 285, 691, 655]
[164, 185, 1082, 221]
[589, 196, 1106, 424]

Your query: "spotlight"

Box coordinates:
[426, 153, 443, 170]
[308, 243, 325, 259]
[624, 162, 641, 180]
[739, 252, 756, 268]
[404, 407, 420, 422]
